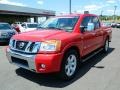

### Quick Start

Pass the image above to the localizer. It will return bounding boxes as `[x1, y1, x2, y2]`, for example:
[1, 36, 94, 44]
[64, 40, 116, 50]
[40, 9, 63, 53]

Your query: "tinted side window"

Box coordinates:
[0, 24, 11, 30]
[92, 16, 100, 29]
[81, 16, 93, 31]
[81, 16, 92, 27]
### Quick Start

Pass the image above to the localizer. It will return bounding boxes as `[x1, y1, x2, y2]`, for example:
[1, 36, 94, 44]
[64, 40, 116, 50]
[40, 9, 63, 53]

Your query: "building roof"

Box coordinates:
[0, 4, 55, 16]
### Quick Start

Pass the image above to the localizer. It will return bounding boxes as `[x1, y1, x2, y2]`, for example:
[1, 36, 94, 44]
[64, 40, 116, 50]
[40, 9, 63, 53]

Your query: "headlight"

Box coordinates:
[40, 40, 61, 52]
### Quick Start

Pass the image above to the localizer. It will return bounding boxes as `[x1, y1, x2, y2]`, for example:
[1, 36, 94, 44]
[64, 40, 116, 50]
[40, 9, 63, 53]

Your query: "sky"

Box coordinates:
[0, 0, 120, 15]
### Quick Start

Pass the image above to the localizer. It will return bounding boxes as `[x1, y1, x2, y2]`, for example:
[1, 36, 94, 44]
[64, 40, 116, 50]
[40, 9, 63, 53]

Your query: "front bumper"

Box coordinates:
[6, 48, 63, 73]
[6, 48, 36, 72]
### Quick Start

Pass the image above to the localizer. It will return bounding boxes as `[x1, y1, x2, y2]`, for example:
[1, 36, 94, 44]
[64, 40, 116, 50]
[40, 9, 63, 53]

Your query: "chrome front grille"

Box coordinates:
[11, 40, 34, 52]
[16, 41, 28, 51]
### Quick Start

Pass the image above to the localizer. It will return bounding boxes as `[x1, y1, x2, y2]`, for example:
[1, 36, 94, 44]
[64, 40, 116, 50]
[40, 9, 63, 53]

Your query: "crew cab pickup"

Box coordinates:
[6, 14, 112, 80]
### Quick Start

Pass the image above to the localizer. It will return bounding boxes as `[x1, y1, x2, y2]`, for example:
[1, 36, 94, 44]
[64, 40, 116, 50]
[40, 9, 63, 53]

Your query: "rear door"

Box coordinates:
[92, 16, 104, 48]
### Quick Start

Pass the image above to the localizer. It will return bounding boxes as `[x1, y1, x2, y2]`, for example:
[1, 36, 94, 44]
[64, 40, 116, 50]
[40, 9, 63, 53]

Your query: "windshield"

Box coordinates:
[38, 16, 79, 32]
[0, 24, 11, 30]
[27, 24, 38, 28]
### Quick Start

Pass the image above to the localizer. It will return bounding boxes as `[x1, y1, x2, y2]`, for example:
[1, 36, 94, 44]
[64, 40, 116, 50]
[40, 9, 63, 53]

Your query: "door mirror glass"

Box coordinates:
[87, 23, 94, 31]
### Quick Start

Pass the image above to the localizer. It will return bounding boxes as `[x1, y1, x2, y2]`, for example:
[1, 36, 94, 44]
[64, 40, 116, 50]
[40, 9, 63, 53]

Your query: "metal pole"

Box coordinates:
[113, 6, 117, 22]
[101, 10, 103, 16]
[69, 0, 71, 14]
[100, 10, 103, 21]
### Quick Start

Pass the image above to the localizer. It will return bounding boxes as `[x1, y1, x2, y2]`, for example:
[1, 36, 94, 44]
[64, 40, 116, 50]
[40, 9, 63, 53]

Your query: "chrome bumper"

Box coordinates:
[6, 48, 37, 72]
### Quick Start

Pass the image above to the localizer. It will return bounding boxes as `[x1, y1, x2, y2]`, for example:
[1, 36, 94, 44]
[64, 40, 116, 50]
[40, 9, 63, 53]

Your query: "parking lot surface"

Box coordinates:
[0, 28, 120, 90]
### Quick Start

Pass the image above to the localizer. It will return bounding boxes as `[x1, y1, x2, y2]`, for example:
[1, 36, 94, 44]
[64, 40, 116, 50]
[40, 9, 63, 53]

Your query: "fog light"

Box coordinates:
[41, 64, 46, 69]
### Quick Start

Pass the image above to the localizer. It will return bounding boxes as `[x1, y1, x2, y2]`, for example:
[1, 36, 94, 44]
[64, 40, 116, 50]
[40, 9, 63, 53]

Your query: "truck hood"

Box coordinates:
[12, 29, 77, 42]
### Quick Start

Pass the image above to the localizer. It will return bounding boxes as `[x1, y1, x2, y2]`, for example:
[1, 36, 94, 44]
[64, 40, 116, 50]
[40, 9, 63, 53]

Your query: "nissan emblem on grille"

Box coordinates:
[19, 42, 25, 49]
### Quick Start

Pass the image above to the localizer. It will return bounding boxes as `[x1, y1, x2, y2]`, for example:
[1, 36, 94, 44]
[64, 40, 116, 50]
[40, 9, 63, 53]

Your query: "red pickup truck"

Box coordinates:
[6, 14, 112, 80]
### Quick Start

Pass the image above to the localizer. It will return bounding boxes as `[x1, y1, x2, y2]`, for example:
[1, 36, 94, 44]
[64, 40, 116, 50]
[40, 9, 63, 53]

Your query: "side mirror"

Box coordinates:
[80, 26, 87, 33]
[87, 23, 94, 31]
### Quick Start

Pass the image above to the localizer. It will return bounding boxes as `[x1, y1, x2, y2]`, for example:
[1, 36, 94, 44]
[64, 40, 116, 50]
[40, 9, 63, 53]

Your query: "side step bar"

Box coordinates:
[82, 48, 103, 62]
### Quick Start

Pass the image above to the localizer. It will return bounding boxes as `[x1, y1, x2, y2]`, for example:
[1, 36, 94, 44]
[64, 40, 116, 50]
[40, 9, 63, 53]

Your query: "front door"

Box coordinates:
[80, 16, 96, 56]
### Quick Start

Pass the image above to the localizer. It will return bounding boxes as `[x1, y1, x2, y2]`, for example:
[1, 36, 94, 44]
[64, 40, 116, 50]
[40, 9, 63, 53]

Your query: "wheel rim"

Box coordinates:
[65, 54, 77, 77]
[105, 40, 109, 51]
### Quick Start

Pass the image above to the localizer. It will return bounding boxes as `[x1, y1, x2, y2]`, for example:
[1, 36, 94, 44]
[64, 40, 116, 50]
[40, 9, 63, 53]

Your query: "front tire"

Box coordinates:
[59, 50, 79, 80]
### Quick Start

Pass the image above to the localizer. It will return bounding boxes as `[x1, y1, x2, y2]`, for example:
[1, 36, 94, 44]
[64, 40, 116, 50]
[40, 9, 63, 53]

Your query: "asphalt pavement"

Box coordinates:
[0, 28, 120, 90]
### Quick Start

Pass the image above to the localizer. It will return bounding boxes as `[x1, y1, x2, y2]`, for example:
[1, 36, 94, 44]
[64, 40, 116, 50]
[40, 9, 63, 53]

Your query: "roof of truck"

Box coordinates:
[56, 13, 98, 17]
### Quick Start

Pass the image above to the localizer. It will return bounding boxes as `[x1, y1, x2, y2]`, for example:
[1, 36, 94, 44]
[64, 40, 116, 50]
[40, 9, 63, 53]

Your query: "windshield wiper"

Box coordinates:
[37, 26, 65, 31]
[37, 26, 47, 29]
[47, 27, 65, 30]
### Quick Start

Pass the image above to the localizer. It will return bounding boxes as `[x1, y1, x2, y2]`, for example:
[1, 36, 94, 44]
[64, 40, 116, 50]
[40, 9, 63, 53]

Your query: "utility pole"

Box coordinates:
[113, 5, 117, 22]
[100, 10, 103, 21]
[101, 10, 103, 16]
[69, 0, 72, 14]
